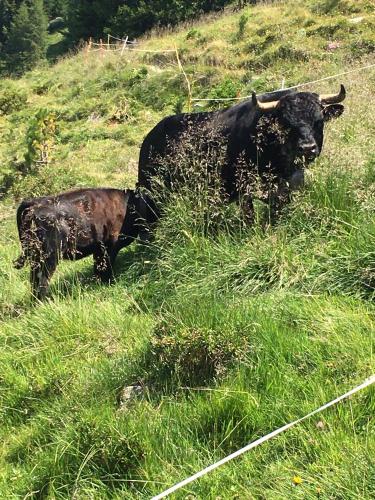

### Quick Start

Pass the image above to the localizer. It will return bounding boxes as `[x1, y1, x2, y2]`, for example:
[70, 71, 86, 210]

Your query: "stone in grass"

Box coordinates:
[327, 41, 341, 51]
[349, 17, 364, 24]
[316, 420, 326, 430]
[118, 384, 143, 410]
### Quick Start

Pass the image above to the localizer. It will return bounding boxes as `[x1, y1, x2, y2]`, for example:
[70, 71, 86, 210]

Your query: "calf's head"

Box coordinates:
[252, 85, 346, 164]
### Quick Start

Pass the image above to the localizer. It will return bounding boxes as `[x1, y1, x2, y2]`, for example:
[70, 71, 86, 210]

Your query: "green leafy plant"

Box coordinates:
[235, 13, 249, 41]
[25, 109, 57, 170]
[0, 84, 27, 114]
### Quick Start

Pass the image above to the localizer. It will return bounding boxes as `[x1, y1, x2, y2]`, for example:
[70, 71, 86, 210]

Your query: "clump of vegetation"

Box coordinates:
[149, 308, 248, 385]
[0, 82, 27, 114]
[206, 77, 241, 107]
[232, 13, 249, 42]
[350, 35, 375, 57]
[25, 108, 57, 169]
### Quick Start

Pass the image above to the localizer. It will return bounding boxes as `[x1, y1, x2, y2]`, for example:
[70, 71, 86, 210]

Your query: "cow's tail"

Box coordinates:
[13, 200, 35, 269]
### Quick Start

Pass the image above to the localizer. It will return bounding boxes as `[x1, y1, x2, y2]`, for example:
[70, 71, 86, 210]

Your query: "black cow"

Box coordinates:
[137, 85, 346, 229]
[14, 188, 141, 300]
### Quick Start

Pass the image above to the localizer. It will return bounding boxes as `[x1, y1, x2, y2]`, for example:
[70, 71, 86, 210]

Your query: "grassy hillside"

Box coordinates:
[1, 0, 375, 498]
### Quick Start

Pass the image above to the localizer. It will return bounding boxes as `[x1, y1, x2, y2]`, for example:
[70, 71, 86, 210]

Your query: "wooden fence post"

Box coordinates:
[121, 35, 129, 56]
[85, 37, 92, 63]
[175, 45, 192, 112]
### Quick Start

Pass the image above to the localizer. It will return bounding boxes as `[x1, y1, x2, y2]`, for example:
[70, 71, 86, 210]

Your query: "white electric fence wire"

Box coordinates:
[89, 41, 175, 53]
[192, 62, 375, 102]
[108, 34, 136, 43]
[123, 48, 176, 53]
[152, 374, 375, 500]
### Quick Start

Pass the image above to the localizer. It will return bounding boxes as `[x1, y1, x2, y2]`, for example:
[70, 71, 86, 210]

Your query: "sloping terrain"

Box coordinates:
[0, 0, 375, 498]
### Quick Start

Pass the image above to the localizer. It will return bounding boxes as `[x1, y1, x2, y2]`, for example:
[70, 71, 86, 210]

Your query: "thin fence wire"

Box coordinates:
[88, 38, 175, 54]
[108, 34, 137, 44]
[192, 62, 375, 102]
[84, 38, 375, 109]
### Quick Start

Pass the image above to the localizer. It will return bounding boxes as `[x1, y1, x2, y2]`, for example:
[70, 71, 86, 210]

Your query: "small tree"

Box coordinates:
[5, 0, 48, 75]
[44, 0, 68, 19]
[0, 0, 16, 49]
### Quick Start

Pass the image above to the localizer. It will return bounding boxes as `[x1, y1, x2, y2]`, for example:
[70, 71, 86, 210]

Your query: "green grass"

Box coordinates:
[1, 0, 375, 498]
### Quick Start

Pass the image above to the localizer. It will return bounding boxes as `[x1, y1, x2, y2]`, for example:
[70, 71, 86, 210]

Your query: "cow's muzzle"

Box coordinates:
[297, 142, 319, 160]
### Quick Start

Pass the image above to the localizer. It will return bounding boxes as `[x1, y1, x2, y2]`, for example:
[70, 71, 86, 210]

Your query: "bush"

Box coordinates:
[150, 319, 247, 385]
[0, 84, 27, 115]
[232, 13, 249, 42]
[309, 0, 364, 14]
[206, 77, 241, 109]
[24, 109, 57, 169]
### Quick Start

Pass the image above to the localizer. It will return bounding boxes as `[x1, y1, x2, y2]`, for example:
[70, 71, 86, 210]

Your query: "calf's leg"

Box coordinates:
[30, 251, 58, 300]
[93, 242, 114, 283]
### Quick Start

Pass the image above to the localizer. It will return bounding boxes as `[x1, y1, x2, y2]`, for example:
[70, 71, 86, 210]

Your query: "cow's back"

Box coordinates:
[54, 188, 129, 247]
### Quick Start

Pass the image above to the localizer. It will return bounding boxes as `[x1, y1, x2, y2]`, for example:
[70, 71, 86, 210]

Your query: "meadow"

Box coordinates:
[0, 0, 375, 497]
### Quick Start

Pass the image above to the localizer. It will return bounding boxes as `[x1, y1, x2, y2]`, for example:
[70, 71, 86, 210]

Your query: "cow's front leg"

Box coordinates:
[93, 243, 114, 283]
[30, 252, 57, 301]
[241, 193, 255, 226]
[268, 180, 292, 224]
[269, 171, 305, 223]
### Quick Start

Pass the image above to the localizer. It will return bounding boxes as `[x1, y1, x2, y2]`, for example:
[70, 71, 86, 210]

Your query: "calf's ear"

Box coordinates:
[323, 104, 344, 121]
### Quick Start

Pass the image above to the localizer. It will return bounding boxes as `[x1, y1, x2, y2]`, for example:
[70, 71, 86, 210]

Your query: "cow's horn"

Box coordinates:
[319, 84, 346, 105]
[252, 92, 279, 112]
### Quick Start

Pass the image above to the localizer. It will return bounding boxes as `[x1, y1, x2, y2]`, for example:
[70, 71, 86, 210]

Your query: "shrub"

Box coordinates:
[309, 0, 364, 14]
[0, 84, 27, 115]
[186, 28, 209, 46]
[232, 13, 249, 42]
[24, 109, 57, 170]
[206, 77, 241, 109]
[32, 78, 59, 95]
[186, 28, 200, 40]
[107, 97, 135, 123]
[150, 321, 246, 385]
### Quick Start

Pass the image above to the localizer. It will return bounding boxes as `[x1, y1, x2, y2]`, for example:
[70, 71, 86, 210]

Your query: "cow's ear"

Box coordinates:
[323, 104, 344, 121]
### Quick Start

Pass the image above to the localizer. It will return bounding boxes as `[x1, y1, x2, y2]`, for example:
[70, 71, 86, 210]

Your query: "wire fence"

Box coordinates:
[84, 35, 375, 111]
[192, 62, 375, 103]
[85, 35, 192, 109]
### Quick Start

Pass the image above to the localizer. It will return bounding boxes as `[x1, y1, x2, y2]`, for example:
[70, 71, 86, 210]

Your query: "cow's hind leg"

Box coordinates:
[93, 243, 114, 283]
